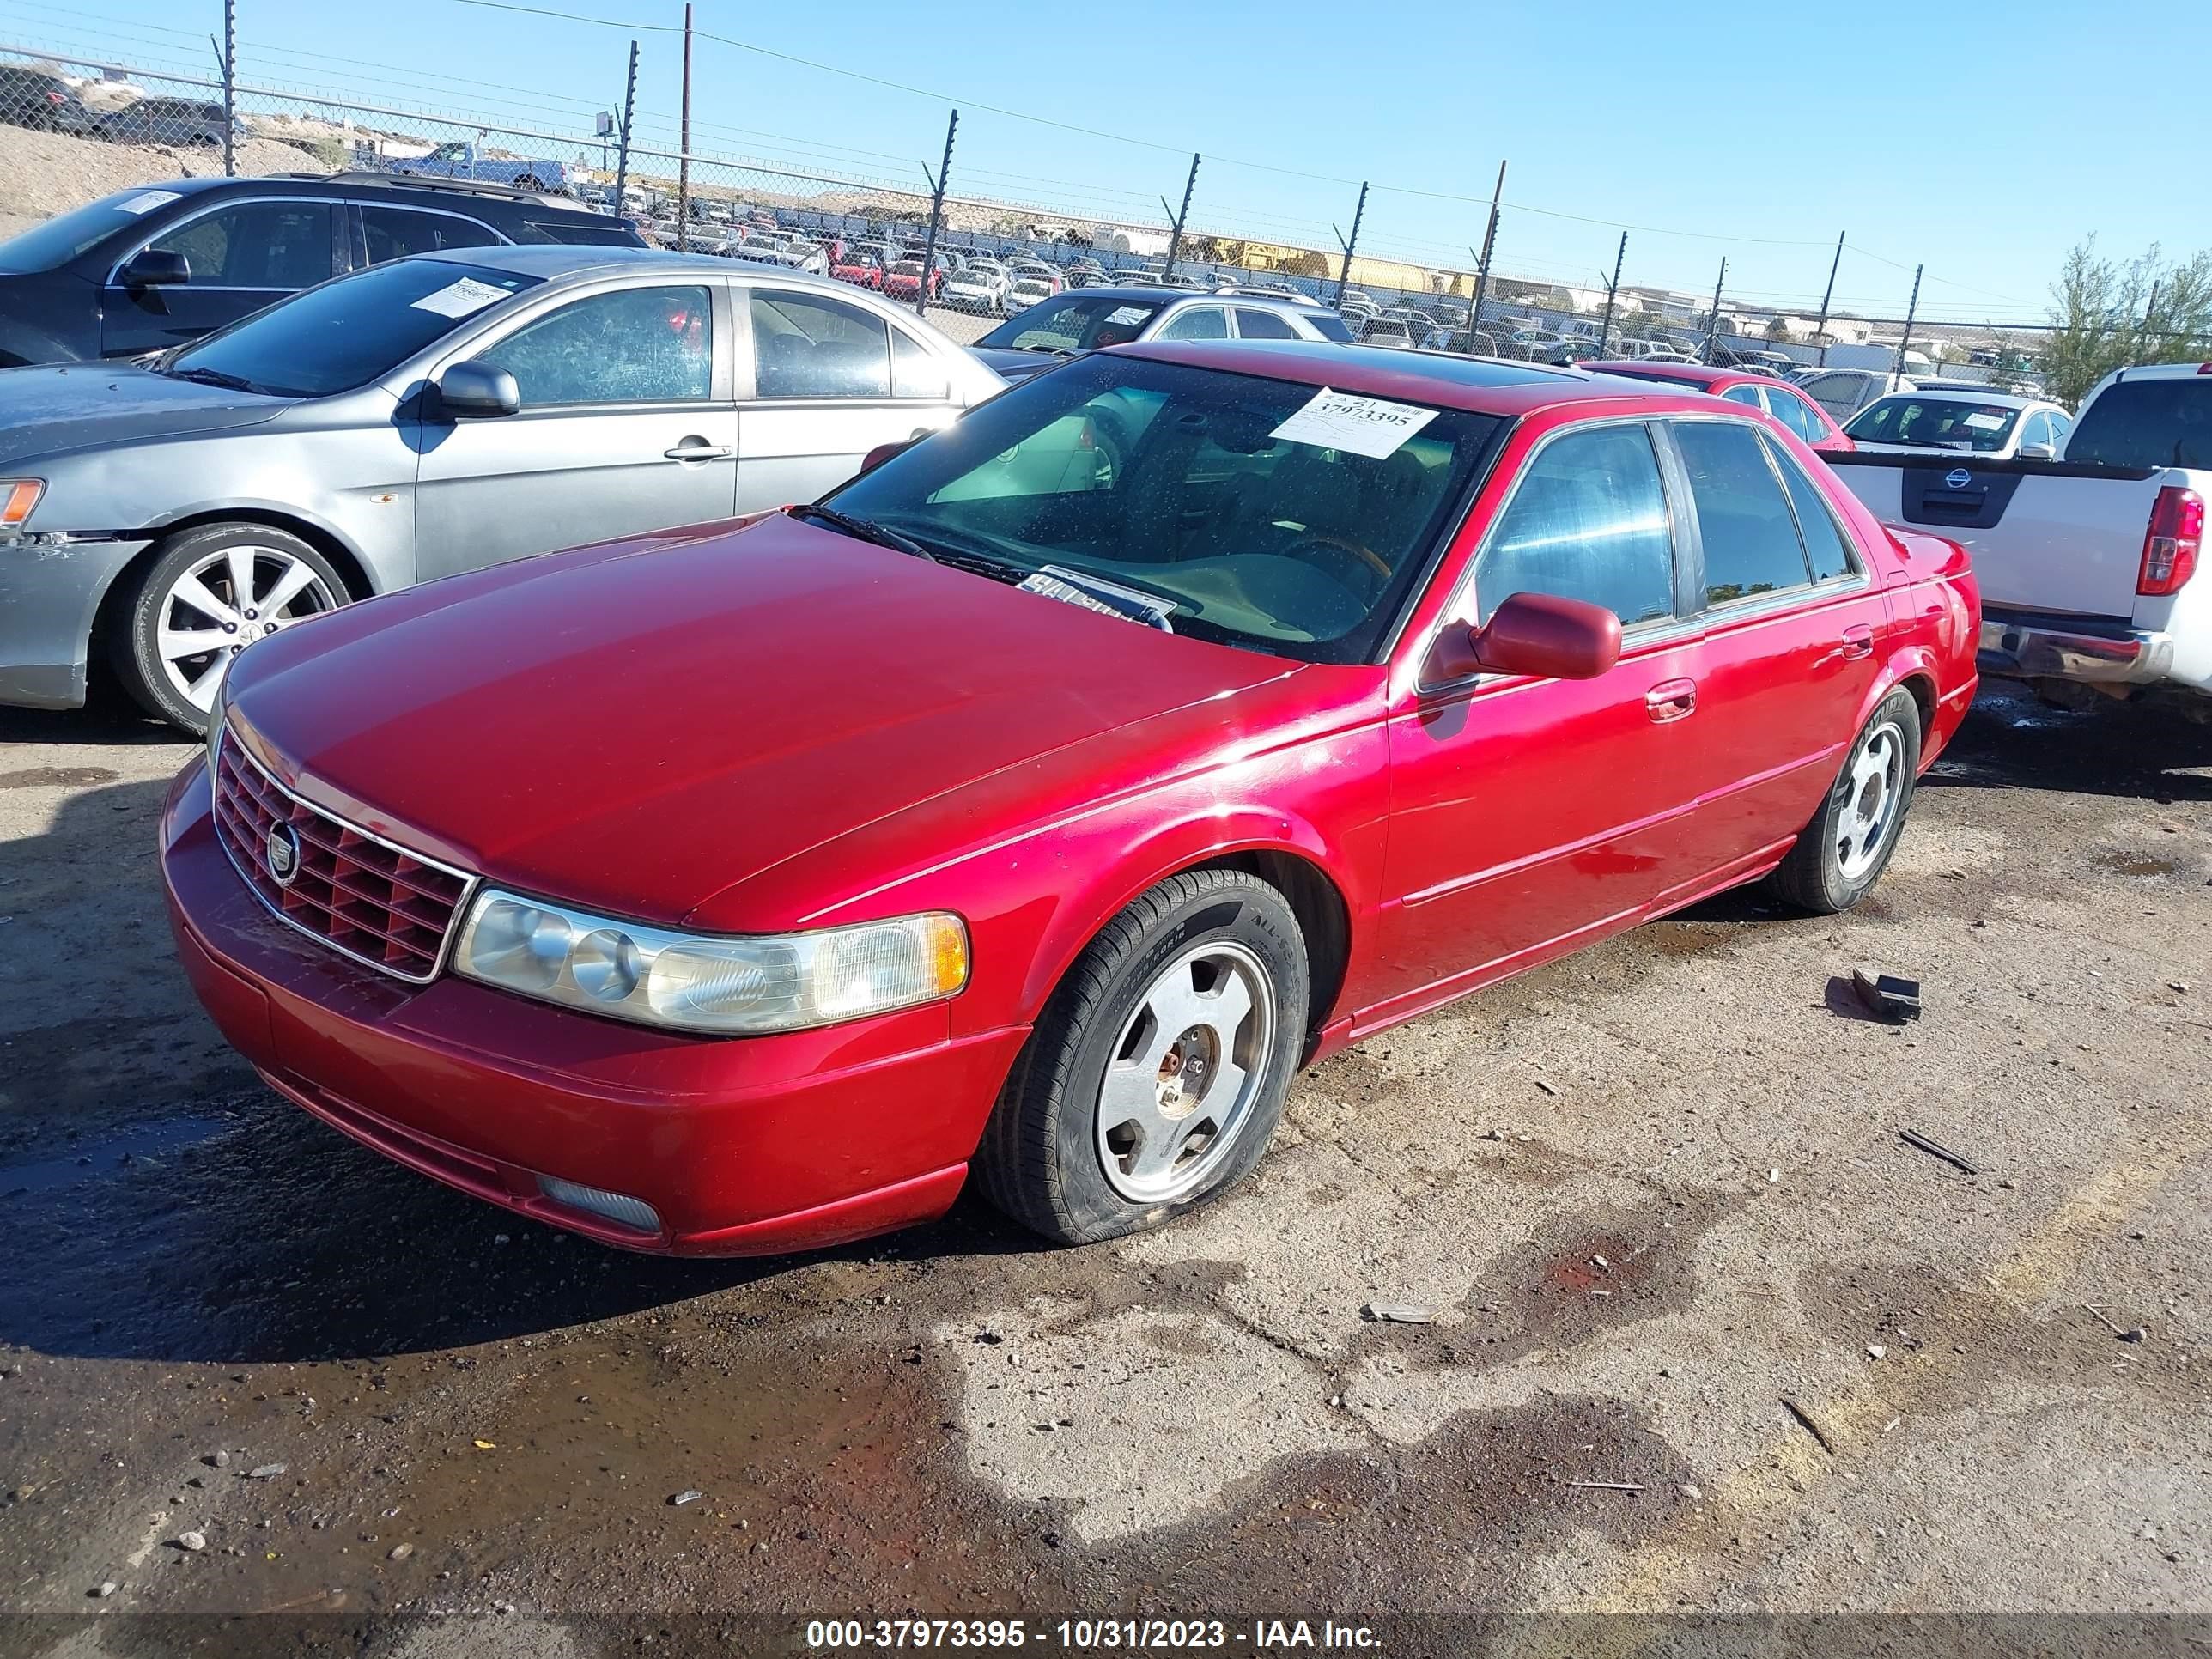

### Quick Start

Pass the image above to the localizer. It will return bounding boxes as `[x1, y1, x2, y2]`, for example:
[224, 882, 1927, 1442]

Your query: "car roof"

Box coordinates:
[436, 243, 752, 282]
[1864, 387, 2040, 409]
[1117, 339, 1726, 419]
[1580, 360, 1746, 389]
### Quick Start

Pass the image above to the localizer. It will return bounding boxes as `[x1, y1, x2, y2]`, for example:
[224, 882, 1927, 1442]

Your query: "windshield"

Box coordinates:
[977, 294, 1166, 353]
[0, 187, 186, 274]
[1845, 396, 2022, 452]
[165, 258, 540, 399]
[824, 354, 1500, 664]
[2068, 378, 2212, 469]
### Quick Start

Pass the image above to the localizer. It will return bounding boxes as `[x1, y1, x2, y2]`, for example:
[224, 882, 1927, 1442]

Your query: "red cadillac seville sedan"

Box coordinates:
[161, 341, 1978, 1255]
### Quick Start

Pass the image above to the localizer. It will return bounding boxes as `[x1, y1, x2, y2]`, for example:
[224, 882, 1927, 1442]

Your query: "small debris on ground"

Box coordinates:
[2084, 1306, 2148, 1343]
[205, 1452, 228, 1470]
[1565, 1480, 1645, 1492]
[176, 1532, 206, 1553]
[1853, 969, 1923, 1023]
[90, 1582, 117, 1598]
[1362, 1302, 1433, 1324]
[1868, 1344, 1887, 1359]
[246, 1463, 287, 1480]
[1781, 1395, 1838, 1455]
[387, 1543, 413, 1561]
[669, 1490, 704, 1506]
[1899, 1128, 1979, 1176]
[1678, 1484, 1702, 1502]
[1534, 1079, 1558, 1096]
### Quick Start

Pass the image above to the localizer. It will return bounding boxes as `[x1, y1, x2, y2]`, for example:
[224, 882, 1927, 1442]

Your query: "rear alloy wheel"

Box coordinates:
[111, 523, 346, 733]
[1767, 688, 1922, 913]
[978, 868, 1307, 1244]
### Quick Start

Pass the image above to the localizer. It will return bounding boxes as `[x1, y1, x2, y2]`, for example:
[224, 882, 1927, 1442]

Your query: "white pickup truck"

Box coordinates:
[1827, 361, 2210, 712]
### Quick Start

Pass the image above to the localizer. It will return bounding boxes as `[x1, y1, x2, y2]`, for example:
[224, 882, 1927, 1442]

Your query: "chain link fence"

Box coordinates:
[2, 31, 2195, 396]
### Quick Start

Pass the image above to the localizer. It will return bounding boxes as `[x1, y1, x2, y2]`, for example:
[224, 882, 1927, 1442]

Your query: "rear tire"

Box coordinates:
[109, 522, 348, 734]
[1766, 688, 1921, 914]
[977, 869, 1307, 1245]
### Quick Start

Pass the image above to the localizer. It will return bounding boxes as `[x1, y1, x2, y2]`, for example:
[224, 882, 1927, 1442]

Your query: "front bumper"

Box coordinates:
[1978, 611, 2175, 689]
[159, 760, 1030, 1255]
[0, 535, 152, 708]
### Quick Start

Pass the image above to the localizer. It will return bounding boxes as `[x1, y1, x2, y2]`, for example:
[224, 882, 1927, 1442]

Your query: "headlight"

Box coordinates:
[453, 890, 969, 1036]
[0, 479, 43, 535]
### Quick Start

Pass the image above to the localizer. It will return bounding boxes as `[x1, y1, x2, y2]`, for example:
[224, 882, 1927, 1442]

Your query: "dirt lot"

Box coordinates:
[0, 675, 2207, 1655]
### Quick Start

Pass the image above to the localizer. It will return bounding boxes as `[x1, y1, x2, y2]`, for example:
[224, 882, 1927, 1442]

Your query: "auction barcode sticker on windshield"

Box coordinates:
[116, 190, 182, 216]
[1270, 386, 1438, 459]
[410, 276, 512, 319]
[1105, 306, 1149, 325]
[1961, 410, 2008, 431]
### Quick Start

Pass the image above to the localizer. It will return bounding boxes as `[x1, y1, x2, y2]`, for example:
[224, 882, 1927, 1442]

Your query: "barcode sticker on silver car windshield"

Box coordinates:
[117, 190, 182, 216]
[1270, 386, 1438, 459]
[410, 277, 511, 319]
[1106, 306, 1149, 325]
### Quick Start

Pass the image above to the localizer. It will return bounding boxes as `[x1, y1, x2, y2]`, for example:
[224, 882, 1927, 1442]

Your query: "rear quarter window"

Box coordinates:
[2067, 378, 2212, 469]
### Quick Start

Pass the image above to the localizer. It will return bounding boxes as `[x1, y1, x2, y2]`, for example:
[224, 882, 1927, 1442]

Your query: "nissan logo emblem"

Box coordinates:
[265, 821, 301, 887]
[1944, 467, 1972, 489]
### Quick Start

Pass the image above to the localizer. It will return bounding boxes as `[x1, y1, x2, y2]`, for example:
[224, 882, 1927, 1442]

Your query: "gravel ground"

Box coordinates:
[0, 678, 2207, 1655]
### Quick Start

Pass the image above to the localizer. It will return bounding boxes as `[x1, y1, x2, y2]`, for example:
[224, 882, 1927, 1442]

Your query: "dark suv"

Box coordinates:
[0, 171, 646, 366]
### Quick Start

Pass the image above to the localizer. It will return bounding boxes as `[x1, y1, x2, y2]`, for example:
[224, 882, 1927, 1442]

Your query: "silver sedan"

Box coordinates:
[0, 245, 1002, 730]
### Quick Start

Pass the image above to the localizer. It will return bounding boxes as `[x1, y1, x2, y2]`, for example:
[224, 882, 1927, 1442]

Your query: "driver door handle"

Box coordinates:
[664, 439, 733, 462]
[1645, 678, 1697, 723]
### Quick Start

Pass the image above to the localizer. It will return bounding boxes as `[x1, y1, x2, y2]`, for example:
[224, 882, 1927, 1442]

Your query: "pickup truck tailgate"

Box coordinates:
[1827, 453, 2167, 620]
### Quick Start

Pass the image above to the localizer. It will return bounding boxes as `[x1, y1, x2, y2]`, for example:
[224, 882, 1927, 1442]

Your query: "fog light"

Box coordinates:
[537, 1175, 662, 1234]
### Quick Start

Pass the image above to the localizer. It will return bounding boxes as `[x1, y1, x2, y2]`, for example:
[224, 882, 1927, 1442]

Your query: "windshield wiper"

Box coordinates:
[786, 503, 939, 562]
[1015, 344, 1074, 355]
[162, 364, 267, 394]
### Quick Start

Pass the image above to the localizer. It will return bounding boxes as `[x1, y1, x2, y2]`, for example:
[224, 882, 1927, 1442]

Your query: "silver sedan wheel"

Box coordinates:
[1094, 939, 1276, 1204]
[157, 543, 339, 711]
[1835, 718, 1906, 880]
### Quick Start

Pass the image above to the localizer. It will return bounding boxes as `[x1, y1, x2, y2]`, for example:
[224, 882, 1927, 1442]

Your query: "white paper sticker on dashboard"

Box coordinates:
[1270, 386, 1438, 459]
[1105, 305, 1148, 325]
[410, 276, 511, 319]
[117, 190, 182, 216]
[1960, 410, 2007, 431]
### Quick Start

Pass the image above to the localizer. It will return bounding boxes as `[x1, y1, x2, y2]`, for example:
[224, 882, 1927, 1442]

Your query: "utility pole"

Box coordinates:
[915, 108, 958, 319]
[676, 3, 693, 243]
[612, 40, 638, 210]
[218, 0, 235, 177]
[1702, 257, 1728, 364]
[1333, 181, 1368, 305]
[1813, 229, 1844, 365]
[1469, 158, 1505, 324]
[1161, 153, 1200, 283]
[1893, 264, 1924, 380]
[1597, 231, 1626, 354]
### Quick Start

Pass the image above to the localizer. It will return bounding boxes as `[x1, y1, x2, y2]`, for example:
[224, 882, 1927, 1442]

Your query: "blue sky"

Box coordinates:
[6, 0, 2198, 321]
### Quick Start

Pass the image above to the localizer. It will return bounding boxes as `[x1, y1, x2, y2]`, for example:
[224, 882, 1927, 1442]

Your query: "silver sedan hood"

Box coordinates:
[0, 364, 292, 469]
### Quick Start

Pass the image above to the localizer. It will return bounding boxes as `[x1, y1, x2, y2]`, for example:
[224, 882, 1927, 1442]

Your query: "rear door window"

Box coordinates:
[362, 205, 501, 264]
[1764, 434, 1857, 582]
[1474, 422, 1677, 628]
[750, 289, 890, 398]
[1794, 372, 1863, 421]
[1720, 384, 1765, 409]
[1234, 307, 1301, 341]
[1765, 386, 1829, 443]
[1672, 420, 1814, 606]
[2067, 377, 2212, 469]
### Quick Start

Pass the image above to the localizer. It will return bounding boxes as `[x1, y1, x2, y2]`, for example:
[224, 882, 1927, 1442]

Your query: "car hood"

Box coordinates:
[970, 345, 1077, 382]
[0, 364, 292, 468]
[228, 515, 1299, 927]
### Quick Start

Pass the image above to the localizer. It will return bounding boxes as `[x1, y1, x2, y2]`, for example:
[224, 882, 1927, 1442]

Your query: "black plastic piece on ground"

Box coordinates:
[1853, 969, 1923, 1023]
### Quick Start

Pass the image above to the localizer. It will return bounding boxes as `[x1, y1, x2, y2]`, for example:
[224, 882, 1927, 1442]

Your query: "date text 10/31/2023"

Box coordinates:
[804, 1620, 1383, 1650]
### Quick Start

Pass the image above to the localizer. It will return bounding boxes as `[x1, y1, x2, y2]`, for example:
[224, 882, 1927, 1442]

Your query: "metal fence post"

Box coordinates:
[677, 3, 693, 240]
[1333, 181, 1368, 304]
[1597, 231, 1626, 354]
[613, 40, 637, 209]
[916, 108, 957, 320]
[1162, 153, 1199, 282]
[1702, 257, 1728, 364]
[1469, 160, 1505, 325]
[219, 0, 235, 177]
[1814, 230, 1843, 365]
[1893, 264, 1923, 378]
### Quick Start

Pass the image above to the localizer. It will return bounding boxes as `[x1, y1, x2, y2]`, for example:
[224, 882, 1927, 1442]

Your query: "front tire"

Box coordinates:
[109, 523, 347, 734]
[978, 868, 1308, 1245]
[1766, 688, 1921, 913]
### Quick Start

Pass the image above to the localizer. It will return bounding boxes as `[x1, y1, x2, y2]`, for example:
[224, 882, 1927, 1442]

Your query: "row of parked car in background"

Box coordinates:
[0, 60, 240, 146]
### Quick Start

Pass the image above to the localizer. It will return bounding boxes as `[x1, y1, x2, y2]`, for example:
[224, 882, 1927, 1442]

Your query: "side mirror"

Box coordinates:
[434, 359, 520, 419]
[119, 248, 190, 289]
[1431, 591, 1622, 681]
[860, 436, 920, 473]
[2017, 442, 2055, 460]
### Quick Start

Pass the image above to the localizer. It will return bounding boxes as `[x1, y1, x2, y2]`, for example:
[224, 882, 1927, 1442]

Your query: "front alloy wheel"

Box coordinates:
[978, 867, 1308, 1244]
[112, 523, 346, 733]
